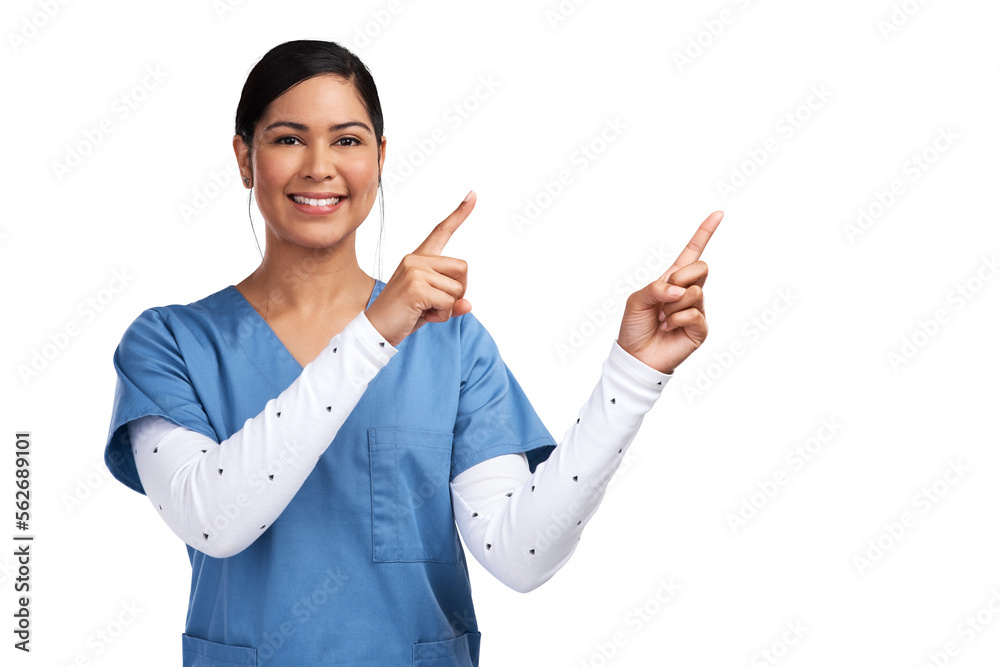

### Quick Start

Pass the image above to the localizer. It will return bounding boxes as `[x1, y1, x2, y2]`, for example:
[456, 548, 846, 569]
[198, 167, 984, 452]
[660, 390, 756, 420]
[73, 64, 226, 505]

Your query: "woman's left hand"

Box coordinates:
[616, 211, 723, 375]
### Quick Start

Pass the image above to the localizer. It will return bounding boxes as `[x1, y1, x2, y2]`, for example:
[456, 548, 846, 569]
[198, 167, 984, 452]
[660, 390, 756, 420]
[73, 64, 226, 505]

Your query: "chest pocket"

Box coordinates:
[369, 427, 462, 564]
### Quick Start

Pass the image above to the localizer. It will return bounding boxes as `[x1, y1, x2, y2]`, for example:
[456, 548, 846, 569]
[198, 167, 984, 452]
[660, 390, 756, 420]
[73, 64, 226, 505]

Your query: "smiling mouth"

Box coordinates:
[289, 195, 342, 206]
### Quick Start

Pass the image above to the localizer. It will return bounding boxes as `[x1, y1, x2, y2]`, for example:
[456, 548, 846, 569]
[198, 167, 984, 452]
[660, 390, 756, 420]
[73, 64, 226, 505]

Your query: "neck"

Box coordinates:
[238, 231, 375, 319]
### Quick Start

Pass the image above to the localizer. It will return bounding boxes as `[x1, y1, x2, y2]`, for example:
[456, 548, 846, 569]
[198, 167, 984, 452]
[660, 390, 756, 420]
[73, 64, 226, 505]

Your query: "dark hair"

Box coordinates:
[235, 40, 386, 276]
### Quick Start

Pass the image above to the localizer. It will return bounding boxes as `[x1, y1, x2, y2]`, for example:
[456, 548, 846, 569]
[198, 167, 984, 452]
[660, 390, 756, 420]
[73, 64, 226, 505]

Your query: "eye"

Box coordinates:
[275, 135, 302, 145]
[334, 137, 361, 147]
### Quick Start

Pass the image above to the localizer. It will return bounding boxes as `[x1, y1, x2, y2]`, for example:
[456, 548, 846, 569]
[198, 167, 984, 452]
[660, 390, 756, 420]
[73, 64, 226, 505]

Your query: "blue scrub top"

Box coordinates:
[104, 280, 556, 666]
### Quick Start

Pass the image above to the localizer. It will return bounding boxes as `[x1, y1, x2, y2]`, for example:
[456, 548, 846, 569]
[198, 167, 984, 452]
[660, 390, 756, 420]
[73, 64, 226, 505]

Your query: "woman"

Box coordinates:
[103, 39, 721, 666]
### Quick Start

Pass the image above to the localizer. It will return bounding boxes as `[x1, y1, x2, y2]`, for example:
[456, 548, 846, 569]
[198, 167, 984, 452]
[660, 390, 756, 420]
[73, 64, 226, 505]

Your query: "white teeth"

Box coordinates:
[292, 195, 340, 206]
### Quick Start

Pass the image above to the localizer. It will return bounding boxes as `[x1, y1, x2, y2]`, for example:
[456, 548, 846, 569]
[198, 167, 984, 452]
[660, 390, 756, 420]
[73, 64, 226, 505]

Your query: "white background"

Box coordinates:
[2, 0, 999, 665]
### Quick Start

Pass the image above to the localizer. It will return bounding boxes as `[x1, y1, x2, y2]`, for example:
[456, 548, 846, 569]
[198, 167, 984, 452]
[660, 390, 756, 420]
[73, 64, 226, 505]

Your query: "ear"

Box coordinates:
[233, 135, 252, 188]
[378, 135, 387, 179]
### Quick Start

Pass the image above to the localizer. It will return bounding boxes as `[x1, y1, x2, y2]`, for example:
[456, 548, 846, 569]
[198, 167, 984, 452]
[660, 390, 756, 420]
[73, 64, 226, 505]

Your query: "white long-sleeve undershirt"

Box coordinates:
[129, 309, 671, 591]
[129, 310, 396, 559]
[449, 340, 669, 592]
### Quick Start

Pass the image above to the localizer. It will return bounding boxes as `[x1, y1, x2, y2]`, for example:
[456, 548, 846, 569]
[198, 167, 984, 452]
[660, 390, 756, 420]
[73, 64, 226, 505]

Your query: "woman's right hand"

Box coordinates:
[364, 190, 476, 348]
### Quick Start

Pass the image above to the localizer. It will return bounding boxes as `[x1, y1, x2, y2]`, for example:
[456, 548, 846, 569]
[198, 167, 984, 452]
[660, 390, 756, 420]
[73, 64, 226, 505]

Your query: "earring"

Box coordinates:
[243, 176, 251, 187]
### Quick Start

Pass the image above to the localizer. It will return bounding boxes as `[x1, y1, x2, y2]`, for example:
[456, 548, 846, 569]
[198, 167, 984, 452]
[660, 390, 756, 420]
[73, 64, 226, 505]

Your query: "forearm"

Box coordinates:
[131, 310, 396, 558]
[451, 339, 671, 592]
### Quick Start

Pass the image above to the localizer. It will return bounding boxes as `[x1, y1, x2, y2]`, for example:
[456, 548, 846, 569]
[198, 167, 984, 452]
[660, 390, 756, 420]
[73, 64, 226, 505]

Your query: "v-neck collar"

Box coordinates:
[218, 279, 385, 386]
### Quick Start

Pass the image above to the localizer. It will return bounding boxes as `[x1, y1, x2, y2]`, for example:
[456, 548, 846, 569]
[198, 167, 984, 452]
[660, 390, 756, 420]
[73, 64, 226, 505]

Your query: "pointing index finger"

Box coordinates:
[414, 190, 477, 256]
[660, 210, 723, 282]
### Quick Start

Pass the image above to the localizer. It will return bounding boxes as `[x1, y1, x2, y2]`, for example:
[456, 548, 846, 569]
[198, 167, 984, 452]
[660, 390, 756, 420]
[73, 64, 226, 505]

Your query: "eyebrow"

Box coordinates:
[262, 120, 373, 135]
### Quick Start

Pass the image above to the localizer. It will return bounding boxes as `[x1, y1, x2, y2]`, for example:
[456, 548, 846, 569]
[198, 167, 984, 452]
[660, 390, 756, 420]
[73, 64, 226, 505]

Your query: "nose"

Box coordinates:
[299, 143, 337, 182]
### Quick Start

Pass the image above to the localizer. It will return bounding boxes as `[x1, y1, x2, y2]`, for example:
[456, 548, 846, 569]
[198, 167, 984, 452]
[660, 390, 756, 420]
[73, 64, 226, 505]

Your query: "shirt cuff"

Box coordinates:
[609, 339, 673, 390]
[341, 310, 398, 368]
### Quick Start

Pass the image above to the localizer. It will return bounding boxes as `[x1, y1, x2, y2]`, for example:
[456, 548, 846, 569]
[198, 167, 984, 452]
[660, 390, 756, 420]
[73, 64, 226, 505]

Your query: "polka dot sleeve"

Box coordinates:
[449, 338, 670, 593]
[129, 310, 396, 559]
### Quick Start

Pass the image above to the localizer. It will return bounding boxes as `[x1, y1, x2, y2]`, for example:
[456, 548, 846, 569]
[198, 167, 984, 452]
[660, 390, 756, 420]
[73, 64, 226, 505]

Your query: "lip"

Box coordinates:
[287, 193, 346, 215]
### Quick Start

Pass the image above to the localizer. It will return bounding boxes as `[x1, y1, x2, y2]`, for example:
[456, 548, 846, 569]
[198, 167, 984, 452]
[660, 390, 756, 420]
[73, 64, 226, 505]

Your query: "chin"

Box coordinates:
[287, 227, 358, 251]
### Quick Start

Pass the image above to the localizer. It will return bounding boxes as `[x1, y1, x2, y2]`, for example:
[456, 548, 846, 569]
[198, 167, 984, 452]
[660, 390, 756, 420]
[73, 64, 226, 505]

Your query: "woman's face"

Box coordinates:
[234, 74, 386, 252]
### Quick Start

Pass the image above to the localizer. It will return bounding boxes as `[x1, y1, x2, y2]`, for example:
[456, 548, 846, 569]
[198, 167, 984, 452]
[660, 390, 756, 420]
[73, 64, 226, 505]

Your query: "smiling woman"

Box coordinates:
[102, 39, 720, 666]
[234, 75, 385, 269]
